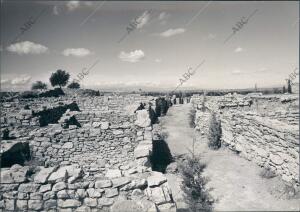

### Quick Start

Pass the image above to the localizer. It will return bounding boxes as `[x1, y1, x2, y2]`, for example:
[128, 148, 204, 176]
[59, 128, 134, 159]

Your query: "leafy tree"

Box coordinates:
[67, 81, 80, 89]
[287, 79, 292, 93]
[31, 81, 47, 90]
[50, 70, 70, 88]
[208, 112, 222, 150]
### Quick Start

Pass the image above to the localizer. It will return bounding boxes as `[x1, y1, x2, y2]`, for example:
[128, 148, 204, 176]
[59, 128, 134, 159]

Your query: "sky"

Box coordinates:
[1, 0, 299, 91]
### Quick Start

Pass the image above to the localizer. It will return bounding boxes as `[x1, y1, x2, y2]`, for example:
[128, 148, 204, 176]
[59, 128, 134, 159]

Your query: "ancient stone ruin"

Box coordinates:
[192, 93, 299, 186]
[0, 94, 176, 211]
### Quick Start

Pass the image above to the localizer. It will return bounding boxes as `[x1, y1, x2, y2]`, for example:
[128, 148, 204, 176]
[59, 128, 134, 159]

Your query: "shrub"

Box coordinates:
[287, 79, 292, 93]
[2, 128, 10, 139]
[31, 81, 47, 90]
[135, 102, 145, 112]
[80, 89, 100, 96]
[148, 105, 158, 125]
[282, 86, 286, 93]
[68, 81, 80, 89]
[50, 69, 70, 88]
[208, 112, 222, 150]
[178, 155, 213, 211]
[20, 91, 39, 99]
[155, 97, 169, 116]
[189, 108, 196, 128]
[39, 88, 65, 98]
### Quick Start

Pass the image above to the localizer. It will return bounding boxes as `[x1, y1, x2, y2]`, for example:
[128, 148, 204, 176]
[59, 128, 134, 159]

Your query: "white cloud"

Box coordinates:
[66, 1, 80, 11]
[234, 47, 243, 53]
[53, 5, 59, 15]
[158, 12, 170, 25]
[62, 48, 92, 57]
[1, 79, 10, 85]
[159, 12, 168, 20]
[257, 67, 271, 73]
[159, 28, 186, 38]
[155, 59, 162, 63]
[11, 76, 31, 85]
[119, 50, 145, 63]
[7, 41, 48, 55]
[136, 10, 151, 29]
[208, 33, 216, 40]
[231, 69, 242, 75]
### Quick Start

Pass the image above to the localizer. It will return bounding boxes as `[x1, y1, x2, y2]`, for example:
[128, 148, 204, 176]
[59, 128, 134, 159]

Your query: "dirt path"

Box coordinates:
[161, 103, 300, 211]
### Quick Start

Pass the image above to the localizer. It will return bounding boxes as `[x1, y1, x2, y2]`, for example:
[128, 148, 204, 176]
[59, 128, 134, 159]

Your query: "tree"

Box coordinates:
[287, 79, 292, 93]
[50, 70, 70, 88]
[283, 86, 286, 93]
[67, 81, 80, 89]
[31, 81, 47, 90]
[208, 112, 222, 150]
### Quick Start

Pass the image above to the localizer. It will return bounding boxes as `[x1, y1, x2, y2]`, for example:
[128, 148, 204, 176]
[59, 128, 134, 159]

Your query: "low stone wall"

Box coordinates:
[191, 93, 300, 185]
[221, 111, 299, 184]
[0, 94, 178, 211]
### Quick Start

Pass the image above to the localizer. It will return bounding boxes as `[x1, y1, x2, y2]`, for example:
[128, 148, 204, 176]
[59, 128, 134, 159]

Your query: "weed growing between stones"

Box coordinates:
[178, 155, 213, 212]
[208, 112, 222, 150]
[189, 108, 196, 128]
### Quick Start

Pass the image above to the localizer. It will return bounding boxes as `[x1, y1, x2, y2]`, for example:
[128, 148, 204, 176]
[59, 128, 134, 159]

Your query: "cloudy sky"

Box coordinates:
[1, 1, 299, 91]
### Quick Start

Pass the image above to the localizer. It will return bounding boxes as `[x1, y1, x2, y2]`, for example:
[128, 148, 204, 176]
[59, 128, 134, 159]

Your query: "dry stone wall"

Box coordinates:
[192, 93, 299, 185]
[0, 94, 177, 211]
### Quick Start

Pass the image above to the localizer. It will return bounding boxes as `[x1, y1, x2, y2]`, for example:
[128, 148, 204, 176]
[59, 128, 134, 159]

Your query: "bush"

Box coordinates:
[208, 112, 222, 150]
[20, 91, 39, 99]
[178, 155, 213, 211]
[39, 88, 65, 98]
[31, 81, 47, 90]
[80, 89, 100, 96]
[50, 69, 70, 88]
[189, 108, 196, 128]
[148, 105, 158, 125]
[135, 102, 145, 112]
[2, 128, 10, 139]
[68, 81, 80, 89]
[155, 97, 169, 116]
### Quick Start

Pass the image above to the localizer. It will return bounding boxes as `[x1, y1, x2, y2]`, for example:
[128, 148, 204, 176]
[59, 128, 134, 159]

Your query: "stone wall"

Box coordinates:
[221, 111, 299, 184]
[0, 94, 177, 211]
[192, 93, 299, 185]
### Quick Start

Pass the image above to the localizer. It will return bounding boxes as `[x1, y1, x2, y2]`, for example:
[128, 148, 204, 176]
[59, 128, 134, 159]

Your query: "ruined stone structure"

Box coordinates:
[0, 94, 176, 211]
[192, 93, 299, 186]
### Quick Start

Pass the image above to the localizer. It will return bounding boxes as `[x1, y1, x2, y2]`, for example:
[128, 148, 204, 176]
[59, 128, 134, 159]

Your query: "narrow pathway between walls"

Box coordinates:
[160, 103, 300, 211]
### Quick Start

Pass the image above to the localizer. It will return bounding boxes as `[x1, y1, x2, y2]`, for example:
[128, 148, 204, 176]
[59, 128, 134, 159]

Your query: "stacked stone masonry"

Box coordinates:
[0, 94, 176, 211]
[192, 93, 299, 185]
